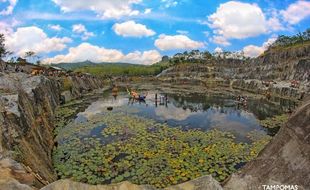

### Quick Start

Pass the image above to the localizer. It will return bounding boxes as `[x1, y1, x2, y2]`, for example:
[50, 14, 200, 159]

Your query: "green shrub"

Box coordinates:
[62, 77, 73, 92]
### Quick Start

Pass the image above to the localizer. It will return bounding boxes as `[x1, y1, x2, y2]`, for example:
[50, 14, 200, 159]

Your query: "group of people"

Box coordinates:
[236, 95, 248, 106]
[127, 88, 148, 101]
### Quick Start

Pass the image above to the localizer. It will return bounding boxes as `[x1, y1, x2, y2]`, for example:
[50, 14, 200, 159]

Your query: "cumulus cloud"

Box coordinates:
[124, 50, 162, 65]
[208, 1, 268, 40]
[210, 36, 231, 46]
[52, 0, 142, 19]
[280, 0, 310, 25]
[243, 45, 264, 58]
[43, 43, 161, 65]
[113, 21, 155, 37]
[243, 37, 277, 57]
[0, 0, 18, 15]
[48, 24, 62, 31]
[4, 26, 72, 56]
[155, 34, 204, 51]
[72, 24, 95, 40]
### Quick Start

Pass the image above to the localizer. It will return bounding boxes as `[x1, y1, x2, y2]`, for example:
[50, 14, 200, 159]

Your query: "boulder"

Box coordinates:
[224, 99, 310, 190]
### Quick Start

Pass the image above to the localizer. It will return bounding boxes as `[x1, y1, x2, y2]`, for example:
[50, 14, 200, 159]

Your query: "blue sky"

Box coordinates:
[0, 0, 310, 64]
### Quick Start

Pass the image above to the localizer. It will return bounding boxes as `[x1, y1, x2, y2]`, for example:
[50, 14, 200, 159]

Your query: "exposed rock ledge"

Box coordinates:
[0, 72, 105, 188]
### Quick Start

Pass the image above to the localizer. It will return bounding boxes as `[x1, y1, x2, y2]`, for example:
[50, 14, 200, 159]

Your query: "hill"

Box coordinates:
[65, 62, 166, 77]
[51, 61, 136, 70]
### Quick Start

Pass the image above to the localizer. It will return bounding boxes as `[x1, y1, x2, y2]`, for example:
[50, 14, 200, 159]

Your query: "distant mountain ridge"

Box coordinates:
[51, 61, 136, 70]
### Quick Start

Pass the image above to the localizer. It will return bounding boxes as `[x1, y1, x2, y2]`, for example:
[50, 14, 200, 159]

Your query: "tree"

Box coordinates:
[0, 34, 11, 60]
[161, 55, 169, 62]
[36, 60, 42, 66]
[203, 51, 212, 60]
[8, 56, 17, 64]
[24, 51, 36, 63]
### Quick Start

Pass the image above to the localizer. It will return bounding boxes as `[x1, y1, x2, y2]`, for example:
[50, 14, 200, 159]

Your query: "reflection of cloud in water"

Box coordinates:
[77, 98, 128, 119]
[155, 106, 195, 121]
[206, 108, 258, 137]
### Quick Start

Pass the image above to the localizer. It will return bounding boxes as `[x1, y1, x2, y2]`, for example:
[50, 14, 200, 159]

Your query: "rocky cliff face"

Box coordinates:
[224, 97, 310, 190]
[247, 44, 310, 81]
[158, 44, 310, 99]
[0, 72, 105, 188]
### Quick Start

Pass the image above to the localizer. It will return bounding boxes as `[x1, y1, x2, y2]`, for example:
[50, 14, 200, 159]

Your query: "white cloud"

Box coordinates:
[48, 24, 62, 31]
[155, 34, 204, 51]
[161, 0, 178, 8]
[113, 21, 155, 37]
[0, 21, 13, 35]
[208, 1, 268, 40]
[43, 43, 161, 65]
[72, 24, 95, 40]
[4, 26, 72, 56]
[52, 0, 142, 19]
[264, 9, 285, 31]
[243, 45, 264, 58]
[267, 16, 284, 31]
[280, 0, 310, 25]
[242, 37, 277, 57]
[72, 24, 86, 33]
[176, 30, 188, 35]
[124, 50, 162, 65]
[144, 8, 152, 14]
[210, 36, 231, 46]
[0, 0, 18, 15]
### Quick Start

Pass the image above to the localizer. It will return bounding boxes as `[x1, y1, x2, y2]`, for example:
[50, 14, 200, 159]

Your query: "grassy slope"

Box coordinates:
[74, 63, 166, 77]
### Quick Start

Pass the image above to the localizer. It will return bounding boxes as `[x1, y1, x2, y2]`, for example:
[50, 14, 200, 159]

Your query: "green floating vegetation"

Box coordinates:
[54, 100, 83, 136]
[53, 112, 271, 188]
[259, 114, 289, 129]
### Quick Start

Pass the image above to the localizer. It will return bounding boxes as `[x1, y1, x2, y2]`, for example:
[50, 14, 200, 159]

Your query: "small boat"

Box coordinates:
[127, 88, 148, 101]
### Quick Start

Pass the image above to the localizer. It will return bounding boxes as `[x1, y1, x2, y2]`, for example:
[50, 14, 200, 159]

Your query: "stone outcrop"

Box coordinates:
[41, 176, 222, 190]
[0, 158, 34, 190]
[224, 98, 310, 190]
[231, 79, 305, 100]
[0, 72, 105, 188]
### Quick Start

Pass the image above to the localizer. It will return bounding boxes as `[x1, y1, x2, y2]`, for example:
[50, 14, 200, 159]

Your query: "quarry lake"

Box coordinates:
[52, 88, 297, 188]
